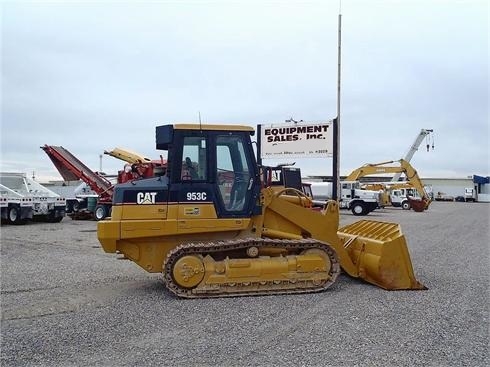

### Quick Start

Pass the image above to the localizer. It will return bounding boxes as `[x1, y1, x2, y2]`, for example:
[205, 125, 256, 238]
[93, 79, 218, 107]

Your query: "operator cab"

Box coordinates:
[156, 124, 261, 218]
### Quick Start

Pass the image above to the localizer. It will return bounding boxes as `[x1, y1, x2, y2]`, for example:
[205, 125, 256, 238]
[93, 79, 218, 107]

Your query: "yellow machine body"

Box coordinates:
[98, 124, 425, 298]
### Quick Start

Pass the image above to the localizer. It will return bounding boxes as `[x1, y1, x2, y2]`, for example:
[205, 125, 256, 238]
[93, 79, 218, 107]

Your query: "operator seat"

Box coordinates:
[227, 174, 247, 211]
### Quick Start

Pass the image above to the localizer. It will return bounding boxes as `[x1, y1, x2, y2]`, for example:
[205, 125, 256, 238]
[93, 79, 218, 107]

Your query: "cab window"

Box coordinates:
[181, 136, 207, 181]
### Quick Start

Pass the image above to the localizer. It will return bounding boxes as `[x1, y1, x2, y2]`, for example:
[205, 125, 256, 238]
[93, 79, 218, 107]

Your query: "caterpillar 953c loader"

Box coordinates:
[97, 124, 426, 298]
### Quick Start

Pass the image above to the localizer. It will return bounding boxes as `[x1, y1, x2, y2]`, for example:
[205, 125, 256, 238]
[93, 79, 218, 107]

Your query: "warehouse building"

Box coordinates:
[305, 174, 490, 203]
[423, 175, 490, 202]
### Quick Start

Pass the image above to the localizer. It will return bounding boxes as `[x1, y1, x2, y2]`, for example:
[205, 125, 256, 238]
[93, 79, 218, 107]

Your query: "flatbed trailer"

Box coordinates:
[0, 173, 65, 224]
[0, 185, 34, 225]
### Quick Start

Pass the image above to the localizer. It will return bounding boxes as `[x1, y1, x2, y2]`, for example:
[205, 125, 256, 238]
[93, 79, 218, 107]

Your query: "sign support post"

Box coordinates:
[257, 124, 262, 166]
[333, 12, 342, 201]
[332, 117, 339, 200]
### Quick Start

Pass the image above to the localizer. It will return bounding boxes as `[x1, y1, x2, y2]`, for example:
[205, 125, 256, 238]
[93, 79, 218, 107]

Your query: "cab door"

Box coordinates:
[214, 133, 259, 218]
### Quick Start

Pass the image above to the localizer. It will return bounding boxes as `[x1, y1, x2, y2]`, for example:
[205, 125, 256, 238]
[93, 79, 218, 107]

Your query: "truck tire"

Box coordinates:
[351, 201, 366, 216]
[94, 204, 108, 221]
[8, 206, 24, 225]
[402, 201, 411, 210]
[72, 201, 80, 212]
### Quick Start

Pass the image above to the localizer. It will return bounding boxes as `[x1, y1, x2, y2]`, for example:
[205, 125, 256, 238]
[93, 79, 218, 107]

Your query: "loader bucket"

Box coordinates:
[337, 220, 426, 290]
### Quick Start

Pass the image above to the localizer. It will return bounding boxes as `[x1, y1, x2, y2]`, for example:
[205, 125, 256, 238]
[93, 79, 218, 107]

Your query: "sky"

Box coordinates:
[1, 0, 488, 182]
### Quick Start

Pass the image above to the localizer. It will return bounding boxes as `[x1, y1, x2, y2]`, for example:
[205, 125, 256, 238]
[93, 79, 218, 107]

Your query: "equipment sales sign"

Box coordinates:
[259, 121, 333, 159]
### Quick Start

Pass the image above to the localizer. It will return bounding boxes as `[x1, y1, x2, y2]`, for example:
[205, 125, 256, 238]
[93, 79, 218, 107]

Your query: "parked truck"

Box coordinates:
[345, 159, 431, 212]
[302, 180, 380, 215]
[389, 186, 420, 209]
[464, 187, 477, 202]
[0, 172, 65, 223]
[360, 182, 422, 210]
[266, 166, 380, 216]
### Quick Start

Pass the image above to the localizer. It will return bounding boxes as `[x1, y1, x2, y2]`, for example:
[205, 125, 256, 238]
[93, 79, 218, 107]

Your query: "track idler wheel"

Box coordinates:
[172, 255, 205, 288]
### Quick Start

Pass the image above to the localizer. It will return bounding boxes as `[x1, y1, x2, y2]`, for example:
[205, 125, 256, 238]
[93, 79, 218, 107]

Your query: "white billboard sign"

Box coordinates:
[259, 121, 333, 159]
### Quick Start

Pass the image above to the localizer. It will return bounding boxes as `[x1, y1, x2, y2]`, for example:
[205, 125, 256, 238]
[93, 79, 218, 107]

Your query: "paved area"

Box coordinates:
[1, 201, 489, 366]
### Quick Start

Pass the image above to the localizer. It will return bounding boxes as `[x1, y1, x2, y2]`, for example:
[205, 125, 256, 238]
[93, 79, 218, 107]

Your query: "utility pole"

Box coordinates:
[332, 12, 342, 200]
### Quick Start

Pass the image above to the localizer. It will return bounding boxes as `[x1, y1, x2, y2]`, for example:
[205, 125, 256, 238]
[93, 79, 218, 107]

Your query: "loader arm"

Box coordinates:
[254, 187, 425, 290]
[345, 159, 431, 207]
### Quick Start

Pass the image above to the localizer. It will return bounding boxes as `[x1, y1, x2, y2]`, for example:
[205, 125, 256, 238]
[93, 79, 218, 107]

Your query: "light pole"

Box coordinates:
[332, 12, 342, 201]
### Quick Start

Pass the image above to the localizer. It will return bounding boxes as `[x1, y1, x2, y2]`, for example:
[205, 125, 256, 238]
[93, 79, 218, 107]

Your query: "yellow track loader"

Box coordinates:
[98, 124, 426, 298]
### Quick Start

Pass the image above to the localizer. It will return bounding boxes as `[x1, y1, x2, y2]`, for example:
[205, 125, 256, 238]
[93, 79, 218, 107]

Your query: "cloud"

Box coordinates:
[1, 0, 488, 183]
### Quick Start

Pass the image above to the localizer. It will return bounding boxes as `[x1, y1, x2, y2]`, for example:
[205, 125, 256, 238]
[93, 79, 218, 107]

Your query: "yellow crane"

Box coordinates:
[103, 147, 152, 164]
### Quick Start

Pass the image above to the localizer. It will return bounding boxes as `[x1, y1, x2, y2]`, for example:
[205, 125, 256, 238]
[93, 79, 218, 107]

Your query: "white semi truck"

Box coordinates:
[0, 172, 66, 224]
[303, 180, 381, 216]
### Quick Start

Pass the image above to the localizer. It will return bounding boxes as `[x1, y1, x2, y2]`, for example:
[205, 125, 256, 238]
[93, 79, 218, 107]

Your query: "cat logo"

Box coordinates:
[136, 192, 157, 204]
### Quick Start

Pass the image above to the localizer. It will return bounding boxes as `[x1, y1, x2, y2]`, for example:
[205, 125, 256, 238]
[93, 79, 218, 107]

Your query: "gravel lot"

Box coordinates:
[1, 201, 489, 367]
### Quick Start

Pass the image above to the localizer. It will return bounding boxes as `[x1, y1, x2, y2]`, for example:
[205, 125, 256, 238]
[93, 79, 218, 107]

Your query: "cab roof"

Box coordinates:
[156, 123, 255, 150]
[173, 123, 254, 132]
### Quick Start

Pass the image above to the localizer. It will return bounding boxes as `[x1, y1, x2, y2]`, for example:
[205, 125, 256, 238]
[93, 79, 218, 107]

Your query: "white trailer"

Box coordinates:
[0, 184, 34, 224]
[0, 172, 66, 223]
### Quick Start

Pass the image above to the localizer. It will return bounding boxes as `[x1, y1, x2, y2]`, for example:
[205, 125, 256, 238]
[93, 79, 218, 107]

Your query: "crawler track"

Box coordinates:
[163, 237, 340, 298]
